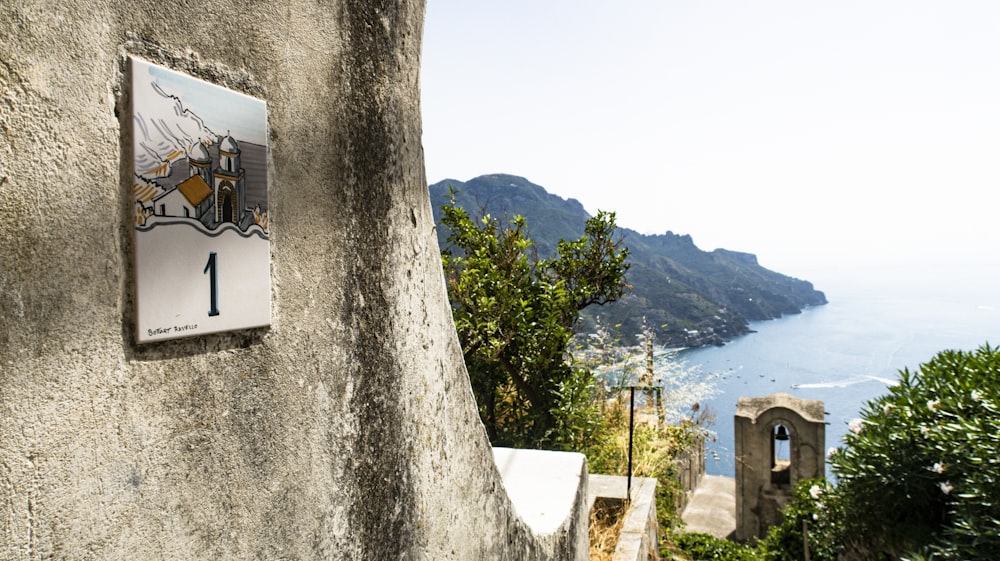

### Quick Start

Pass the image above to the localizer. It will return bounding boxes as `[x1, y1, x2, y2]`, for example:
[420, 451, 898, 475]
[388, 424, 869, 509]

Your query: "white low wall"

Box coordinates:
[494, 448, 590, 561]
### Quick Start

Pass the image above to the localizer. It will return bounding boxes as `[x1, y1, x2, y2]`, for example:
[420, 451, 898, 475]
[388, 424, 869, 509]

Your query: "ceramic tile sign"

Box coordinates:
[131, 56, 270, 343]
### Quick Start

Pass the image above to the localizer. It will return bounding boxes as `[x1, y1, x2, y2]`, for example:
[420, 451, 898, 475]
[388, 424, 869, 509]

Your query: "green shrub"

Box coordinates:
[672, 345, 1000, 561]
[758, 479, 842, 561]
[582, 399, 693, 526]
[439, 191, 628, 449]
[573, 319, 712, 533]
[673, 532, 759, 561]
[828, 343, 1000, 560]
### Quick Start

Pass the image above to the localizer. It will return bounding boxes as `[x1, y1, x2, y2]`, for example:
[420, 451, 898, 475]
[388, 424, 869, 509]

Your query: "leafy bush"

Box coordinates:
[582, 397, 694, 528]
[673, 532, 759, 561]
[574, 320, 713, 532]
[829, 343, 1000, 560]
[439, 190, 628, 448]
[760, 344, 1000, 561]
[758, 479, 842, 561]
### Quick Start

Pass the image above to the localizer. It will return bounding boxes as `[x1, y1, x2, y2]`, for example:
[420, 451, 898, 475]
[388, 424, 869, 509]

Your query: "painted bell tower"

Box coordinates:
[214, 132, 246, 226]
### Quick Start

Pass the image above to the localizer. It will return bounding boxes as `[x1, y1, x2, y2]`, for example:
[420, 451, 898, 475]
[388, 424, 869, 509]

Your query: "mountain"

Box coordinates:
[133, 78, 219, 181]
[428, 174, 827, 348]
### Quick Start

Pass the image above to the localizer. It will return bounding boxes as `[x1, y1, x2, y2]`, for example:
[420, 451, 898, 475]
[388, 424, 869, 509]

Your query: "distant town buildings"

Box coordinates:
[149, 133, 251, 230]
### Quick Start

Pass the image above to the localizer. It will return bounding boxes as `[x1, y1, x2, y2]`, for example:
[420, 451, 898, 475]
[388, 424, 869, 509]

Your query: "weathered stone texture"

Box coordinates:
[0, 1, 579, 559]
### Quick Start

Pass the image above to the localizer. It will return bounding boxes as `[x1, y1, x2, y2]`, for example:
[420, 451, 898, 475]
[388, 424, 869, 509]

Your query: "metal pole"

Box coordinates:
[627, 386, 635, 502]
[656, 387, 663, 426]
[803, 520, 811, 561]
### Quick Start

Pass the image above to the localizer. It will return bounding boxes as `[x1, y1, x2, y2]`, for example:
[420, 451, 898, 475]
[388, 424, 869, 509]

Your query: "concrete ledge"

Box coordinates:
[493, 447, 590, 560]
[588, 474, 660, 561]
[680, 475, 736, 539]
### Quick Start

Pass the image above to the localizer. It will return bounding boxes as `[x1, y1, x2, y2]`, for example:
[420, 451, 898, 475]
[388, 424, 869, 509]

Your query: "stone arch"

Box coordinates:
[735, 393, 826, 540]
[768, 419, 794, 486]
[217, 181, 237, 224]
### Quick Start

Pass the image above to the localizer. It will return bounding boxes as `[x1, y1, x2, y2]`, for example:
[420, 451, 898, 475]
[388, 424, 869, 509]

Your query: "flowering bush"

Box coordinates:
[759, 479, 842, 561]
[673, 531, 758, 561]
[763, 345, 1000, 561]
[671, 345, 1000, 561]
[761, 344, 1000, 561]
[829, 344, 1000, 560]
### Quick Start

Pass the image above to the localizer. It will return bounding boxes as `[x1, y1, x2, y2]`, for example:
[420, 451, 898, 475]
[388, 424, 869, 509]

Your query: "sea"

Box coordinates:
[666, 272, 1000, 478]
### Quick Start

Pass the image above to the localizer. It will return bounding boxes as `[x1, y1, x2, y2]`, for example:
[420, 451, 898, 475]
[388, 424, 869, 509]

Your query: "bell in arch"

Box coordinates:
[774, 424, 790, 441]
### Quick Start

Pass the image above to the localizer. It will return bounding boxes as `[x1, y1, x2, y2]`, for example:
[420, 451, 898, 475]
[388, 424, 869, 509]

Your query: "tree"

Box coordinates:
[440, 190, 629, 448]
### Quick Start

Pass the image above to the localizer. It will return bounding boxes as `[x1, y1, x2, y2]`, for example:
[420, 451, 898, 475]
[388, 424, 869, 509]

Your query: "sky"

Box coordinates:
[420, 1, 1000, 297]
[145, 59, 267, 146]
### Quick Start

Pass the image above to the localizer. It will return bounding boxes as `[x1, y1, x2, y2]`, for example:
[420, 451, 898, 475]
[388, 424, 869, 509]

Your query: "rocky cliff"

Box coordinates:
[430, 174, 826, 347]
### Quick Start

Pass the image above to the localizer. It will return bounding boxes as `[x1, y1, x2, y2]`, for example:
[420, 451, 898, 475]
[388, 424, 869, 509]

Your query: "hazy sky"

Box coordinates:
[421, 1, 1000, 293]
[145, 59, 267, 146]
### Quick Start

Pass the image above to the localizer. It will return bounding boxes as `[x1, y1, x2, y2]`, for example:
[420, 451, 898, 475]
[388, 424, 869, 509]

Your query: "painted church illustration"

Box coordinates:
[150, 132, 251, 230]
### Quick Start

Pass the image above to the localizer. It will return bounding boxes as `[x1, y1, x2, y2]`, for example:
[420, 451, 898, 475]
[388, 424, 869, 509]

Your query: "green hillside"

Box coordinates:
[429, 174, 827, 347]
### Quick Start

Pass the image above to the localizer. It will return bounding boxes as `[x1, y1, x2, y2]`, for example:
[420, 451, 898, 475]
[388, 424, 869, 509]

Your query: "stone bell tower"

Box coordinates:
[734, 393, 826, 541]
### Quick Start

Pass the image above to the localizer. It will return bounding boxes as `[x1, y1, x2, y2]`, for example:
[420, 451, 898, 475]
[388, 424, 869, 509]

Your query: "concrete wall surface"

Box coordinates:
[672, 436, 705, 515]
[587, 475, 659, 561]
[493, 448, 588, 561]
[0, 1, 582, 559]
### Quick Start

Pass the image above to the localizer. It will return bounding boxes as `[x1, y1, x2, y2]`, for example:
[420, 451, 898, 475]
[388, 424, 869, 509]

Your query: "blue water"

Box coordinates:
[677, 279, 1000, 477]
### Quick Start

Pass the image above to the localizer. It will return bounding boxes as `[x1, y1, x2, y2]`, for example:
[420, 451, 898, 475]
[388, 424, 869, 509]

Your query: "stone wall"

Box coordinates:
[673, 435, 706, 515]
[0, 2, 582, 559]
[734, 393, 826, 541]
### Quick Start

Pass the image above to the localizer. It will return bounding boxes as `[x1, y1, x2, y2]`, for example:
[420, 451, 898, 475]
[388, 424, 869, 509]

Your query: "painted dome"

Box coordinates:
[219, 134, 240, 154]
[188, 140, 211, 163]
